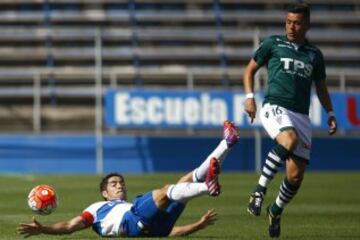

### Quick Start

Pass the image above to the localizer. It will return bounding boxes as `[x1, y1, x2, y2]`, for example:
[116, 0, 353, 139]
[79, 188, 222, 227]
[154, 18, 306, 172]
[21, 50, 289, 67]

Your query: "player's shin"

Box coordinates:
[166, 183, 208, 202]
[192, 140, 229, 182]
[255, 144, 290, 194]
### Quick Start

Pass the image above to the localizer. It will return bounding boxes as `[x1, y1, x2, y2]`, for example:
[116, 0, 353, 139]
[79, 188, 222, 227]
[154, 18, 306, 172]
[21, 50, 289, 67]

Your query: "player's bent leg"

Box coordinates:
[192, 120, 239, 183]
[122, 191, 168, 237]
[266, 177, 299, 238]
[123, 189, 185, 237]
[177, 171, 194, 184]
[286, 156, 306, 185]
[166, 182, 213, 202]
[153, 186, 172, 210]
[248, 143, 291, 216]
[272, 156, 306, 215]
[151, 201, 186, 237]
[276, 129, 298, 151]
[266, 157, 306, 238]
[166, 157, 221, 199]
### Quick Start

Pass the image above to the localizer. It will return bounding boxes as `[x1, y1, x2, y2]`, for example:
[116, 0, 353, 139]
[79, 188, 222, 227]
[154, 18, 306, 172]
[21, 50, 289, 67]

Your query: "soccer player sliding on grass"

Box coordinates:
[18, 121, 239, 238]
[243, 2, 337, 238]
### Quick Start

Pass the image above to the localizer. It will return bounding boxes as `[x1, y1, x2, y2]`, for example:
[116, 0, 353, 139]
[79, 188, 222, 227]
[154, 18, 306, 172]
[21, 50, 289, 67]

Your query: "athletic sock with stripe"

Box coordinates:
[255, 144, 290, 194]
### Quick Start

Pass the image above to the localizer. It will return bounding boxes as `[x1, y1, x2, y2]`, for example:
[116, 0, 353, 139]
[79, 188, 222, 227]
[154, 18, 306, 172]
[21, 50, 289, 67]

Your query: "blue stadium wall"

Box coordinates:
[0, 135, 358, 174]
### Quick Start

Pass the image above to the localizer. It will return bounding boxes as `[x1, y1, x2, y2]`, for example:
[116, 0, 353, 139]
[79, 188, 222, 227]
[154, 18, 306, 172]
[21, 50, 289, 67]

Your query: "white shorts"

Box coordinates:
[260, 103, 312, 160]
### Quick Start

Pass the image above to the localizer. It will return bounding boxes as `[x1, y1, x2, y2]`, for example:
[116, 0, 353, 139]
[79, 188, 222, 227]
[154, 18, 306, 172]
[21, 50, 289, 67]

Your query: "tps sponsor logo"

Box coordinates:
[280, 58, 313, 77]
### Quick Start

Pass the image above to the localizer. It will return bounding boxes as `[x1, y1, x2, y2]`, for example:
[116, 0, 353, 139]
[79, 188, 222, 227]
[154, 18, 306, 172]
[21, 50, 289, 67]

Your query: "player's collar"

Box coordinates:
[285, 36, 309, 50]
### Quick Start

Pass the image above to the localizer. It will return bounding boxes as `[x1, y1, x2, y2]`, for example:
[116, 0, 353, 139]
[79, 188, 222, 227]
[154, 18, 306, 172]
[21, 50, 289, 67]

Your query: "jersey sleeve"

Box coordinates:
[313, 49, 326, 82]
[80, 202, 102, 226]
[81, 211, 94, 226]
[253, 36, 274, 66]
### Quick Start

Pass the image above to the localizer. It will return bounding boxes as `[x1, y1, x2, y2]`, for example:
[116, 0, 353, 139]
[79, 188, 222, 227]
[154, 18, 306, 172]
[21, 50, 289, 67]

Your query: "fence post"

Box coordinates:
[128, 0, 142, 87]
[95, 28, 104, 174]
[33, 73, 41, 134]
[186, 69, 194, 135]
[109, 72, 118, 135]
[187, 68, 194, 91]
[253, 28, 262, 173]
[340, 70, 346, 93]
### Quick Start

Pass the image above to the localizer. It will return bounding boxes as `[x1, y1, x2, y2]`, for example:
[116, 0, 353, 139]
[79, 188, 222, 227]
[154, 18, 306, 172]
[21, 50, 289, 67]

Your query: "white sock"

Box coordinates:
[166, 183, 208, 202]
[258, 150, 284, 188]
[258, 175, 271, 188]
[192, 140, 229, 182]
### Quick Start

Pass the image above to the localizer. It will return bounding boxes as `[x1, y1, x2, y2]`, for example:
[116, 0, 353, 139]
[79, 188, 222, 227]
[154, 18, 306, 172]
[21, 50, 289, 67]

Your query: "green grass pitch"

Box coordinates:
[1, 172, 359, 239]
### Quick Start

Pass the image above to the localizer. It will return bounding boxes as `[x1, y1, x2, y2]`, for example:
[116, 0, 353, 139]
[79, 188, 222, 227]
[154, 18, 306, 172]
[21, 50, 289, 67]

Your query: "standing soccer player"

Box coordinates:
[243, 2, 337, 238]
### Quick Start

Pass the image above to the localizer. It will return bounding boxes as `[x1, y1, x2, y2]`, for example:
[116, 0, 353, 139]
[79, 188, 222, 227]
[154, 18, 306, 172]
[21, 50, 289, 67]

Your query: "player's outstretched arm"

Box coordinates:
[169, 209, 217, 237]
[17, 216, 88, 238]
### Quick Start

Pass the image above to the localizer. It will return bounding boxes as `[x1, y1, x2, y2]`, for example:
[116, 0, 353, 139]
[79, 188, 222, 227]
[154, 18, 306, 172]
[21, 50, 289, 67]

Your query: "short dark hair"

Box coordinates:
[287, 2, 310, 23]
[99, 172, 124, 193]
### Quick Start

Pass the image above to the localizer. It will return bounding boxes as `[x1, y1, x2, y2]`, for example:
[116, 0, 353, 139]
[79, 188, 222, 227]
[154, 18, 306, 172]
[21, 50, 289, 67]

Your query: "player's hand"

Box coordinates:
[328, 115, 337, 135]
[244, 98, 257, 124]
[17, 216, 43, 238]
[198, 209, 217, 229]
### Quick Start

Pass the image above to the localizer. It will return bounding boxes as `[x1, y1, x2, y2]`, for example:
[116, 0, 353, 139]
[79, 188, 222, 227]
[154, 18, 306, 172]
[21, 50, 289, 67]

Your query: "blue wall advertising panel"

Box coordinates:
[105, 90, 360, 131]
[0, 135, 359, 174]
[0, 91, 358, 174]
[330, 93, 360, 129]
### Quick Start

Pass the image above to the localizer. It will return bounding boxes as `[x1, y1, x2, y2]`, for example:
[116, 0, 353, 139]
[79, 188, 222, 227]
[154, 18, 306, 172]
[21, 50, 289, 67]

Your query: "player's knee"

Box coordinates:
[152, 187, 171, 209]
[278, 131, 298, 151]
[154, 184, 170, 194]
[159, 185, 171, 198]
[162, 184, 171, 191]
[154, 185, 171, 200]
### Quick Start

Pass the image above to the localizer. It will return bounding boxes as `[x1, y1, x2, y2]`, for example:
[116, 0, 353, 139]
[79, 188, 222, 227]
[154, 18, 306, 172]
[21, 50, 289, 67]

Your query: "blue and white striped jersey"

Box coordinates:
[81, 200, 133, 237]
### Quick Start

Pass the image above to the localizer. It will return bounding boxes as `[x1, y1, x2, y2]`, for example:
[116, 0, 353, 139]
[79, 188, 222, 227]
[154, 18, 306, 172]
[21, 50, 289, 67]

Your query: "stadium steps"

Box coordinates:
[0, 10, 359, 26]
[0, 26, 359, 43]
[0, 0, 358, 132]
[0, 66, 359, 91]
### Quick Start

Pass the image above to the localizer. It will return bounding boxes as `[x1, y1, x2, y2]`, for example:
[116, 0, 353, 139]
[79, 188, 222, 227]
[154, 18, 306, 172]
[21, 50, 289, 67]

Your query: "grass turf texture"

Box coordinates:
[1, 172, 359, 240]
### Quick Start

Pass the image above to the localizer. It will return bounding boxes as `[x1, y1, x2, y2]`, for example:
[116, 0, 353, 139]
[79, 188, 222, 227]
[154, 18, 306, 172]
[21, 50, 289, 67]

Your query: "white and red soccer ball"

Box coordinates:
[27, 185, 58, 215]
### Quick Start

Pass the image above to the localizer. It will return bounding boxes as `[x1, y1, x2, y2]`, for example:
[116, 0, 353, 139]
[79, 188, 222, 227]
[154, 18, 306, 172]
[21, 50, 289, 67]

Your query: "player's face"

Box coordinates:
[285, 12, 309, 43]
[103, 176, 127, 201]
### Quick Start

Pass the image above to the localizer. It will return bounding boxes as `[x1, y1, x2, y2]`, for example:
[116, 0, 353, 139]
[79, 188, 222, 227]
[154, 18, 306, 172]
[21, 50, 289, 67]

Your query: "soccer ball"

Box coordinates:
[27, 185, 58, 215]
